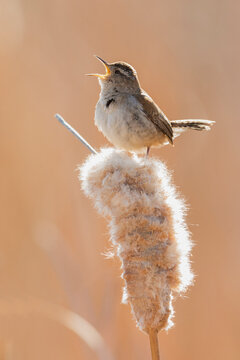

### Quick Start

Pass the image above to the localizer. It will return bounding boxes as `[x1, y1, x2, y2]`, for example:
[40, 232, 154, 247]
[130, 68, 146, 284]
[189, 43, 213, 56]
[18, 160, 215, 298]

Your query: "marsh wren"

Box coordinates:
[88, 56, 214, 155]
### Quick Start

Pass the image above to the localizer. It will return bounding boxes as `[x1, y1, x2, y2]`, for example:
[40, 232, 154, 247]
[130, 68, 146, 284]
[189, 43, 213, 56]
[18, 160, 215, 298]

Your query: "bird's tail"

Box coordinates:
[171, 119, 215, 131]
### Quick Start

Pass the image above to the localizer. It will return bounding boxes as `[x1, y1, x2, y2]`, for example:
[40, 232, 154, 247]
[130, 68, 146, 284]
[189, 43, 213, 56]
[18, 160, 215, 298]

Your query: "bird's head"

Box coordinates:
[87, 56, 141, 94]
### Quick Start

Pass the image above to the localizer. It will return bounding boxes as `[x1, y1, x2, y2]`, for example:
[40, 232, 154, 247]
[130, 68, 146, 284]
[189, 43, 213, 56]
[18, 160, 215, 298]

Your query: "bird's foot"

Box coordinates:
[146, 147, 150, 158]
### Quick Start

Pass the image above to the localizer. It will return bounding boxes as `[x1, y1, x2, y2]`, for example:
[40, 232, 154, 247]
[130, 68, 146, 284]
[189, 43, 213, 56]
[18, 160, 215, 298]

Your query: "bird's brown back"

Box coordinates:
[135, 92, 173, 144]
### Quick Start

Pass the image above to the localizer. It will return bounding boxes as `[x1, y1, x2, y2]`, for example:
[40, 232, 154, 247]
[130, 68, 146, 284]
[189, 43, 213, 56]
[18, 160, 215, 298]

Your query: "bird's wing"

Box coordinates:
[135, 92, 173, 144]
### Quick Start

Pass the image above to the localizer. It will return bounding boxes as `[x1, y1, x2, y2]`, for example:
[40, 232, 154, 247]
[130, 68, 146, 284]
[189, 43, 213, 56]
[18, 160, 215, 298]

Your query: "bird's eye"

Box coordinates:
[115, 70, 121, 75]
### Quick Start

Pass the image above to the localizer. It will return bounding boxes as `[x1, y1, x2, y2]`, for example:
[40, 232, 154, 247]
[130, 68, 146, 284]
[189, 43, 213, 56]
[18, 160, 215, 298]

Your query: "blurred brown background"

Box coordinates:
[0, 0, 239, 359]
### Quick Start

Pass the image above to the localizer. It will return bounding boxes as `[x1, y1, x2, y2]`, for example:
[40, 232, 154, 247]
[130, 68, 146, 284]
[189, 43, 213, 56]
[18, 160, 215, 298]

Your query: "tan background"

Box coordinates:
[0, 0, 239, 359]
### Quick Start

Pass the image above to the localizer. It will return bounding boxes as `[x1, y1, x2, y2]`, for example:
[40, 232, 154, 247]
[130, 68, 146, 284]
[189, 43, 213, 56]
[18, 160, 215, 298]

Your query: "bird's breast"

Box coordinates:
[94, 94, 161, 151]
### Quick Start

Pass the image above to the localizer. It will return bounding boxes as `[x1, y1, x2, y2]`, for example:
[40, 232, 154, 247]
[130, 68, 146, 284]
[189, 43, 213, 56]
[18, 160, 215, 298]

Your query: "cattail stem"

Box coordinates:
[149, 329, 160, 360]
[55, 113, 97, 154]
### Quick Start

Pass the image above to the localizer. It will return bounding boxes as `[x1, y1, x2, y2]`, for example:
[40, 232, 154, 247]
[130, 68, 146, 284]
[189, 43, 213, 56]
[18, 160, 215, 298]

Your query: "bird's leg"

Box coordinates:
[146, 147, 150, 157]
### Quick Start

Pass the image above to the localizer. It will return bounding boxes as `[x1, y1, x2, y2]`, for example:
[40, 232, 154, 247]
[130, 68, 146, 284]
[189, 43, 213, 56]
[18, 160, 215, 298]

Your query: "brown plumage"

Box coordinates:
[136, 92, 174, 145]
[90, 57, 215, 154]
[170, 119, 214, 131]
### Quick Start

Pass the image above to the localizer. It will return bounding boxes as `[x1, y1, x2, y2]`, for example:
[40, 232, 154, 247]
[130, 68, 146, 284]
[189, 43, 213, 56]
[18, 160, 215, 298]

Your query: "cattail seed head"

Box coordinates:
[80, 148, 193, 333]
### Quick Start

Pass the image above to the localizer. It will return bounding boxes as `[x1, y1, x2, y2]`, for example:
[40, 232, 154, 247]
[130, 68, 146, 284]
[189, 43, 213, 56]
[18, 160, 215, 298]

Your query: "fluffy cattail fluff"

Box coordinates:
[80, 148, 193, 333]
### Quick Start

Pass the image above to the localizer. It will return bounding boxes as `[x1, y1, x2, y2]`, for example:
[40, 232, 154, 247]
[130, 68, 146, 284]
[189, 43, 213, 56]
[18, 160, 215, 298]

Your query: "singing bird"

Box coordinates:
[88, 56, 214, 155]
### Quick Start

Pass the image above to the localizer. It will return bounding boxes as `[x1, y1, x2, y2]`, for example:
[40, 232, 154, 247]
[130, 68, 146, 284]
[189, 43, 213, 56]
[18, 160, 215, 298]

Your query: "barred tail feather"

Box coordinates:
[171, 119, 215, 131]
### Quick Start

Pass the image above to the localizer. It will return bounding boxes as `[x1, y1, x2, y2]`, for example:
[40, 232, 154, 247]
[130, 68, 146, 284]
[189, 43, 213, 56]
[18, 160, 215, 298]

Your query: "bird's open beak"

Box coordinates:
[86, 56, 111, 78]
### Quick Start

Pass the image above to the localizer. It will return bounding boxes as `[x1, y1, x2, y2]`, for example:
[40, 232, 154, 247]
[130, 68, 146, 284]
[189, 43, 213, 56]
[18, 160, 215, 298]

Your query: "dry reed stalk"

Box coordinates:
[149, 329, 160, 360]
[80, 148, 194, 352]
